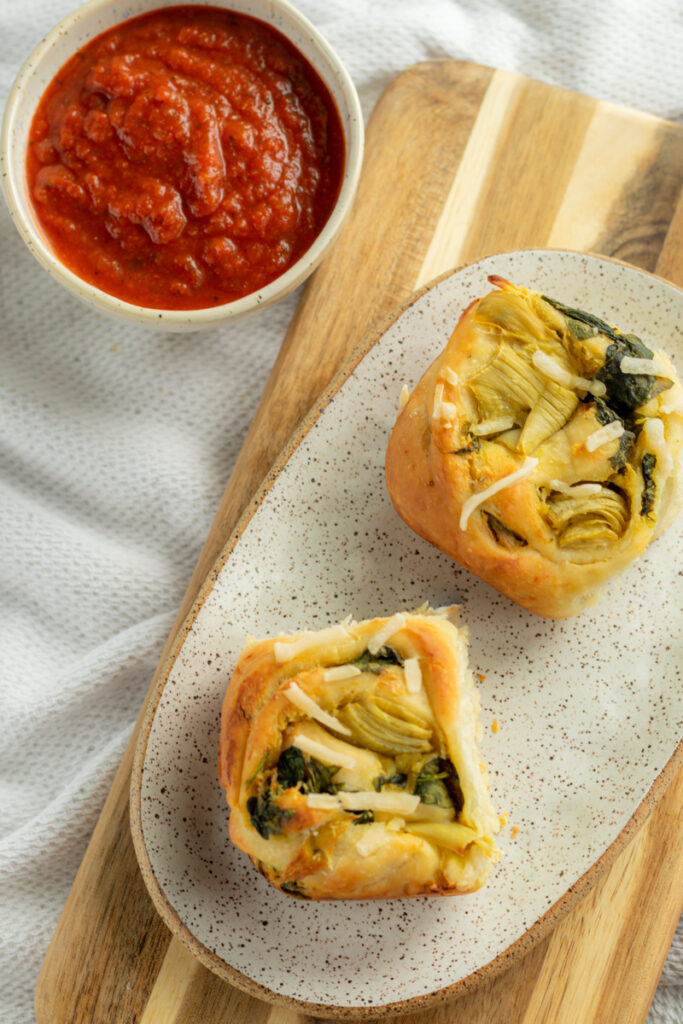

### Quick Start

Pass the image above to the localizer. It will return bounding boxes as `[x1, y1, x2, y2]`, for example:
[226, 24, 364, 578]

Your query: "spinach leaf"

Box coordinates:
[276, 745, 340, 794]
[451, 438, 481, 456]
[414, 757, 464, 814]
[373, 773, 408, 791]
[593, 397, 619, 426]
[641, 453, 657, 517]
[276, 746, 306, 789]
[590, 399, 634, 469]
[349, 809, 375, 825]
[595, 338, 656, 422]
[544, 296, 657, 421]
[483, 512, 528, 549]
[351, 647, 404, 674]
[247, 784, 293, 839]
[280, 880, 310, 899]
[542, 296, 630, 345]
[305, 757, 340, 794]
[610, 429, 636, 471]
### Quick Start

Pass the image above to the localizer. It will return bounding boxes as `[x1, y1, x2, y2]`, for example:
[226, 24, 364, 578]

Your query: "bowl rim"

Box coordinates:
[0, 0, 364, 327]
[129, 247, 683, 1018]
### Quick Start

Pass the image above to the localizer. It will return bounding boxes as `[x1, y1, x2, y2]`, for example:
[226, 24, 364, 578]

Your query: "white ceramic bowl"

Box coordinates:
[1, 0, 364, 331]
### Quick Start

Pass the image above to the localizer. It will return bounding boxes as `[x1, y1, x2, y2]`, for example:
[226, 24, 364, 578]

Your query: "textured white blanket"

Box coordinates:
[1, 2, 681, 1021]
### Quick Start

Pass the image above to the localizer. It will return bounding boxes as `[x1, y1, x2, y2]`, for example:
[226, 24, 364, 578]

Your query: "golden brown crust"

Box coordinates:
[218, 611, 500, 900]
[386, 279, 683, 618]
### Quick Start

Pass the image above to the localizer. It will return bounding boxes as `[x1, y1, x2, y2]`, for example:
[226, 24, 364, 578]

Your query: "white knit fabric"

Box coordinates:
[1, 2, 681, 1022]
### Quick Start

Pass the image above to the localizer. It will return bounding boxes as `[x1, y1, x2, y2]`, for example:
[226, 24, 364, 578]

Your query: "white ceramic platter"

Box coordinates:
[132, 250, 683, 1017]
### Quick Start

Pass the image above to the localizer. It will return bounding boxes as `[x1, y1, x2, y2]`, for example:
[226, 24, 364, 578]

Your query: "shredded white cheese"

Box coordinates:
[403, 658, 422, 693]
[440, 367, 460, 387]
[322, 664, 362, 683]
[532, 349, 606, 397]
[273, 623, 351, 664]
[285, 682, 351, 736]
[291, 733, 358, 770]
[356, 827, 389, 858]
[459, 457, 538, 531]
[368, 613, 406, 654]
[398, 384, 410, 412]
[642, 417, 674, 475]
[619, 356, 669, 377]
[431, 381, 458, 423]
[584, 420, 624, 452]
[470, 415, 516, 437]
[305, 794, 342, 810]
[549, 479, 603, 496]
[338, 790, 421, 814]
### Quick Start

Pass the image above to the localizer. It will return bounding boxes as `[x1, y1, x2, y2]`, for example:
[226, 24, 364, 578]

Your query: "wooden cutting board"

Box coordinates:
[35, 61, 683, 1024]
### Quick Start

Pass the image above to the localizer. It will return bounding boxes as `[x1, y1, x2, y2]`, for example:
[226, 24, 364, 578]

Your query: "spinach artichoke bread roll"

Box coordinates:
[218, 608, 500, 900]
[386, 277, 683, 618]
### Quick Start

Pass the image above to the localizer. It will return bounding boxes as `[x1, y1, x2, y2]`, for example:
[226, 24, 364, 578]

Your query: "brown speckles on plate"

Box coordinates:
[132, 250, 683, 1018]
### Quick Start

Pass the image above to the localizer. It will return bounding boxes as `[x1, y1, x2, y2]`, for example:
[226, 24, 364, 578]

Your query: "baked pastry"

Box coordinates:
[218, 609, 500, 899]
[386, 277, 683, 618]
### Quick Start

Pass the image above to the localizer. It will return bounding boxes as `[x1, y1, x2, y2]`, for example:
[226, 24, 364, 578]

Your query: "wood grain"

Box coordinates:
[35, 60, 683, 1024]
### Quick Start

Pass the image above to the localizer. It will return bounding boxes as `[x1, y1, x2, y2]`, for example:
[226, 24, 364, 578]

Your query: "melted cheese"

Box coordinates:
[532, 349, 606, 397]
[459, 457, 538, 530]
[292, 733, 358, 770]
[584, 420, 624, 452]
[285, 682, 351, 736]
[403, 657, 422, 693]
[660, 386, 683, 416]
[368, 614, 406, 654]
[356, 825, 390, 858]
[338, 791, 421, 814]
[273, 623, 351, 663]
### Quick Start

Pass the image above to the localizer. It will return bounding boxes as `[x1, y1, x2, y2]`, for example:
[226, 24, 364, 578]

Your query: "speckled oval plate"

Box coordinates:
[131, 250, 683, 1018]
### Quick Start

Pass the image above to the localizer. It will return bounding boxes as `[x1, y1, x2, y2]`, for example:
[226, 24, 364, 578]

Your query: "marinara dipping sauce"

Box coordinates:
[26, 6, 345, 310]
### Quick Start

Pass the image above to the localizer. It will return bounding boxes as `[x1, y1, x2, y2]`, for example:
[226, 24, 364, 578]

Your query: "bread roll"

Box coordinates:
[218, 609, 500, 899]
[386, 277, 683, 617]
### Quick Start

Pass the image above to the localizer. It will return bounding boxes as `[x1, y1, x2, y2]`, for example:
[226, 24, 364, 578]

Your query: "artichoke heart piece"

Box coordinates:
[336, 695, 433, 755]
[469, 344, 547, 422]
[519, 380, 579, 454]
[404, 820, 493, 855]
[482, 512, 527, 550]
[545, 489, 629, 548]
[474, 286, 566, 342]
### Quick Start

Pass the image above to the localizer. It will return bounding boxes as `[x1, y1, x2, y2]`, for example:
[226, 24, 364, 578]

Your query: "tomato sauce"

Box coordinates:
[26, 6, 345, 309]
